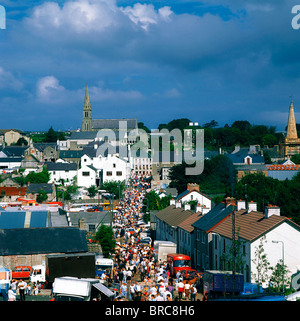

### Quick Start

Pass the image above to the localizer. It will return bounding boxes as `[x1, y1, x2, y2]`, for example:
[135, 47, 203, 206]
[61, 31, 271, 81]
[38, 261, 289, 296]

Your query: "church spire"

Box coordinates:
[84, 84, 90, 107]
[81, 84, 93, 132]
[286, 100, 298, 140]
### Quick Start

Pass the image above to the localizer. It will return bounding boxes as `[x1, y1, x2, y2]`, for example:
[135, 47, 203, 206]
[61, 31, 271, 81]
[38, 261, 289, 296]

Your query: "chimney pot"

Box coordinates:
[184, 203, 191, 211]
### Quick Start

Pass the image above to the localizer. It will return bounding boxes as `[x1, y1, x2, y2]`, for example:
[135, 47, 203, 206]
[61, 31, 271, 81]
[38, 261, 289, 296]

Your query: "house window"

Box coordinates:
[82, 171, 90, 176]
[116, 171, 122, 176]
[113, 163, 116, 168]
[89, 224, 96, 233]
[107, 171, 112, 176]
[214, 235, 218, 249]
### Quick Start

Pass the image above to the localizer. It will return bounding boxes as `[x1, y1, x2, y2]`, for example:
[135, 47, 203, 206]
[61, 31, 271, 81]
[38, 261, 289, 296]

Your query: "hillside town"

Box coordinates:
[0, 89, 300, 302]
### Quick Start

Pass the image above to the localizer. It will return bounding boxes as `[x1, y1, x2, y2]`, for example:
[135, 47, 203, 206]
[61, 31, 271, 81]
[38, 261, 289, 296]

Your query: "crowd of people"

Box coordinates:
[109, 174, 205, 302]
[5, 279, 41, 301]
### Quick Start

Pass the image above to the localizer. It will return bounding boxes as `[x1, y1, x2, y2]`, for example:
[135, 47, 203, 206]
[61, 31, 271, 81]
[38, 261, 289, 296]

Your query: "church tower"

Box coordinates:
[281, 100, 300, 158]
[81, 85, 93, 132]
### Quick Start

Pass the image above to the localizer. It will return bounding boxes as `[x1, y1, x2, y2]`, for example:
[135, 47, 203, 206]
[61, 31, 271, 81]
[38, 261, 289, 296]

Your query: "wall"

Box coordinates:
[250, 222, 300, 283]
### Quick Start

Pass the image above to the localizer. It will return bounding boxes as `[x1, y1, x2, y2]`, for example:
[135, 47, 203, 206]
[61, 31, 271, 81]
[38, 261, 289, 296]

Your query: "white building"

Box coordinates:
[77, 153, 131, 188]
[211, 203, 300, 284]
[129, 149, 152, 177]
[177, 183, 211, 214]
[45, 162, 78, 186]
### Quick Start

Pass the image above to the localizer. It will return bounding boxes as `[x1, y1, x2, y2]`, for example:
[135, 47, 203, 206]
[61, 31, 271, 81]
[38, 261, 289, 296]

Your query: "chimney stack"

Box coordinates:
[175, 201, 181, 208]
[225, 197, 236, 207]
[170, 199, 176, 206]
[195, 203, 202, 214]
[187, 183, 199, 192]
[265, 205, 280, 219]
[184, 203, 191, 211]
[79, 218, 85, 230]
[237, 200, 246, 211]
[248, 201, 257, 213]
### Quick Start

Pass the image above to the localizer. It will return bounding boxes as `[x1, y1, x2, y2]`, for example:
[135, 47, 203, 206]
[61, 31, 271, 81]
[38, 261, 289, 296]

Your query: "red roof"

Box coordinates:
[267, 165, 300, 171]
[0, 187, 26, 196]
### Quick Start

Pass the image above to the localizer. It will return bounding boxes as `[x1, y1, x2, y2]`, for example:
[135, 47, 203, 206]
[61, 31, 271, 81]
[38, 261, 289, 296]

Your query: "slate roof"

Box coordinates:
[177, 214, 203, 233]
[69, 131, 98, 140]
[33, 143, 57, 151]
[0, 227, 88, 256]
[68, 211, 111, 227]
[0, 157, 23, 163]
[26, 183, 54, 194]
[1, 146, 27, 157]
[155, 205, 195, 227]
[192, 202, 234, 232]
[59, 150, 83, 159]
[0, 211, 49, 229]
[226, 153, 265, 164]
[92, 119, 137, 130]
[45, 162, 77, 171]
[212, 210, 300, 242]
[177, 189, 211, 201]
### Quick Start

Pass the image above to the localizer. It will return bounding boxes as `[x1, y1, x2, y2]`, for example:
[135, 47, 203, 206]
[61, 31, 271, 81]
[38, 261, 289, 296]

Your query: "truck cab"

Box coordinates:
[12, 266, 31, 279]
[30, 265, 46, 285]
[167, 253, 193, 277]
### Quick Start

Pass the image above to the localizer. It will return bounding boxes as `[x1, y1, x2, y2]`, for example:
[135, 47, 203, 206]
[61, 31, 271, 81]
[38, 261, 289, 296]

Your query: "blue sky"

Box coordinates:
[0, 0, 300, 131]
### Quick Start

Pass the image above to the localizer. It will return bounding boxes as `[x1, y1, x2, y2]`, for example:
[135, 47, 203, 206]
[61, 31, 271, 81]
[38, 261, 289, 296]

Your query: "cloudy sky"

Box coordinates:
[1, 0, 300, 131]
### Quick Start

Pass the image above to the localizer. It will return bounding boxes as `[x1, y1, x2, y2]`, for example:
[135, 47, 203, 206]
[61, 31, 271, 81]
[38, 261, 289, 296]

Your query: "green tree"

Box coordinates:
[235, 172, 300, 223]
[100, 180, 125, 199]
[231, 120, 251, 131]
[263, 151, 272, 164]
[169, 155, 235, 195]
[138, 122, 150, 133]
[251, 236, 271, 289]
[36, 189, 48, 203]
[94, 225, 116, 258]
[15, 137, 28, 146]
[262, 134, 278, 147]
[203, 120, 218, 128]
[158, 118, 191, 133]
[270, 260, 290, 293]
[291, 154, 300, 164]
[142, 191, 172, 211]
[87, 185, 98, 198]
[45, 126, 58, 142]
[25, 166, 50, 184]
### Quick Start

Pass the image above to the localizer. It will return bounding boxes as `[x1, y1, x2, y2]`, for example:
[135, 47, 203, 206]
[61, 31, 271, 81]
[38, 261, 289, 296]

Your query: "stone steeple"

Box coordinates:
[286, 100, 298, 140]
[281, 99, 300, 158]
[81, 85, 93, 132]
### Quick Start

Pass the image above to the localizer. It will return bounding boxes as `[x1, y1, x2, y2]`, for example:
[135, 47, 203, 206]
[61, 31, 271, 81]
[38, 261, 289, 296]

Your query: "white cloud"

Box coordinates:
[0, 66, 23, 90]
[36, 76, 65, 101]
[26, 0, 122, 33]
[121, 3, 173, 30]
[89, 84, 144, 101]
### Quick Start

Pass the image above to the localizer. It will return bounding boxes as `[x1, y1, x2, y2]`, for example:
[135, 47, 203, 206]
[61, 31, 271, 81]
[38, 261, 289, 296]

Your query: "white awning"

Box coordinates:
[92, 283, 115, 297]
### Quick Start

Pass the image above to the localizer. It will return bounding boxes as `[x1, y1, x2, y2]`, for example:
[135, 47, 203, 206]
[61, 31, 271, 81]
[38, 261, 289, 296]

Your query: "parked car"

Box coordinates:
[12, 266, 31, 279]
[139, 237, 152, 246]
[127, 228, 136, 235]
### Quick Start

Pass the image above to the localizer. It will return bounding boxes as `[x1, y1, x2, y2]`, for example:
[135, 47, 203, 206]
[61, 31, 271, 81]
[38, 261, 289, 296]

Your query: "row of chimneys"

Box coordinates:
[170, 198, 206, 214]
[225, 197, 280, 219]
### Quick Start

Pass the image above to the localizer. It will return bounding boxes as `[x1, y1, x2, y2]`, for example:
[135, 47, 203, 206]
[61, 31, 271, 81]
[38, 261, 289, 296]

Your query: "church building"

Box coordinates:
[81, 85, 138, 134]
[281, 100, 300, 159]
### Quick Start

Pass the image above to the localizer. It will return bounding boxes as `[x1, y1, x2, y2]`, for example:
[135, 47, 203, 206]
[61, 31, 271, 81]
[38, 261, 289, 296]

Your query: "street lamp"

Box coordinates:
[272, 240, 285, 293]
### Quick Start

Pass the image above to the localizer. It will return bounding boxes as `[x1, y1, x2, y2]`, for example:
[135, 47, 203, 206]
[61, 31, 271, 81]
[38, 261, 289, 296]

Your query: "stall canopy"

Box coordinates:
[93, 283, 115, 298]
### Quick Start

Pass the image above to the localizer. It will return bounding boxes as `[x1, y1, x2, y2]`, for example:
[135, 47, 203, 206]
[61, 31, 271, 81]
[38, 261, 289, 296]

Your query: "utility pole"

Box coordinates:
[232, 204, 236, 296]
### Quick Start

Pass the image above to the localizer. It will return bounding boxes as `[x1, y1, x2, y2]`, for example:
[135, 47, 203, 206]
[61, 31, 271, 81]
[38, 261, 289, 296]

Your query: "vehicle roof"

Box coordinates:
[167, 253, 190, 259]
